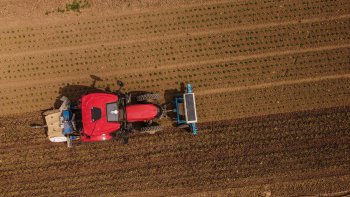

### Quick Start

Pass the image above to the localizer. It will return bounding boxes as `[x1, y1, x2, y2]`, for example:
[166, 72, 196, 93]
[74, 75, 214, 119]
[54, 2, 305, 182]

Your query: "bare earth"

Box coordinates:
[0, 0, 349, 196]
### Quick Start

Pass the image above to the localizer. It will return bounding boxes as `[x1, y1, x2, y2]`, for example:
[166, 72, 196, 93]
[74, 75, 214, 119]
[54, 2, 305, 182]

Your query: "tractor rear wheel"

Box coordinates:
[136, 93, 160, 102]
[140, 125, 163, 134]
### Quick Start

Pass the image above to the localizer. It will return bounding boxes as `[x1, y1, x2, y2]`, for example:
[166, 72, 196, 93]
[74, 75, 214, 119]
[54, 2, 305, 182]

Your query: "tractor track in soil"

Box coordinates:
[197, 73, 350, 96]
[0, 0, 350, 196]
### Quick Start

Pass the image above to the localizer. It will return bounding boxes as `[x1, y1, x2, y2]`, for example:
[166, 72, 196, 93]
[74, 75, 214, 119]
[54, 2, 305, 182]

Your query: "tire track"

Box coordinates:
[197, 73, 350, 96]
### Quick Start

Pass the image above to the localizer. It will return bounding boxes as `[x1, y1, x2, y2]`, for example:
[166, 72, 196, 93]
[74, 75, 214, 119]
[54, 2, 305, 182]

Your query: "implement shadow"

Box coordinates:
[163, 83, 186, 127]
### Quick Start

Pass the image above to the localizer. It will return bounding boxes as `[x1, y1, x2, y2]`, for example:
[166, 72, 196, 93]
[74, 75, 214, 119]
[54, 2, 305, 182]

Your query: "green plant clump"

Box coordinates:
[66, 0, 91, 12]
[45, 0, 91, 15]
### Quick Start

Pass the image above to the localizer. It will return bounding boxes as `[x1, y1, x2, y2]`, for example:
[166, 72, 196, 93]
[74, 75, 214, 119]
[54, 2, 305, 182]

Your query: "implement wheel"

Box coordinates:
[140, 125, 163, 134]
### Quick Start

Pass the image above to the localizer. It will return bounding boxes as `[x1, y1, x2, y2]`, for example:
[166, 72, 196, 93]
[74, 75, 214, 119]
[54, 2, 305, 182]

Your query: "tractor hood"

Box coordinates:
[126, 104, 160, 122]
[81, 93, 121, 136]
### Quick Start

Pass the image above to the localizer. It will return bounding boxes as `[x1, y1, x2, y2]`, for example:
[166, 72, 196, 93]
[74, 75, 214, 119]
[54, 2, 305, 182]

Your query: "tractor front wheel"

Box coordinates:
[140, 125, 163, 134]
[136, 93, 160, 102]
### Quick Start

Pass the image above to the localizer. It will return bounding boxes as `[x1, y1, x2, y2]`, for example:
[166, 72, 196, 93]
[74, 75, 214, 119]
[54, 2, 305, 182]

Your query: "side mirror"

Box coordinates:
[90, 75, 103, 88]
[116, 80, 124, 93]
[117, 80, 124, 87]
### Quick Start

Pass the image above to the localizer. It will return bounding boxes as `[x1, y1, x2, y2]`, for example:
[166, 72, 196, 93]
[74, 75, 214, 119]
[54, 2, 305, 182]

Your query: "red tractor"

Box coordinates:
[32, 81, 166, 147]
[80, 92, 165, 142]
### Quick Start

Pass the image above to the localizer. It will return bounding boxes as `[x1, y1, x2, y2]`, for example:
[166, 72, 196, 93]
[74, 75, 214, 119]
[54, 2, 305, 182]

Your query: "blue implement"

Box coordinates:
[173, 83, 198, 135]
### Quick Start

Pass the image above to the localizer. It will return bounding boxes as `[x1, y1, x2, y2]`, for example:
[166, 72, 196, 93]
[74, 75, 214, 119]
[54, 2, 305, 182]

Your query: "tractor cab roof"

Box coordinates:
[81, 93, 121, 136]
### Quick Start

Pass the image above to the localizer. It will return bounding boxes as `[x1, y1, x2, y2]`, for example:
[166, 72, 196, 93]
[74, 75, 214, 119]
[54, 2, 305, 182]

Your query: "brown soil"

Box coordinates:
[0, 106, 349, 196]
[0, 0, 349, 196]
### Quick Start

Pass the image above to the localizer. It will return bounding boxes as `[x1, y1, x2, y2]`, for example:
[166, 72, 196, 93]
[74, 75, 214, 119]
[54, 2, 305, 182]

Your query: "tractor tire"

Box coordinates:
[136, 93, 160, 102]
[140, 125, 163, 135]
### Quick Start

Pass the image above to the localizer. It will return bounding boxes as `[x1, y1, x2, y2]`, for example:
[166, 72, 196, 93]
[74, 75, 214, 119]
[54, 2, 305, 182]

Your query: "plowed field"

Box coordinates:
[0, 0, 349, 196]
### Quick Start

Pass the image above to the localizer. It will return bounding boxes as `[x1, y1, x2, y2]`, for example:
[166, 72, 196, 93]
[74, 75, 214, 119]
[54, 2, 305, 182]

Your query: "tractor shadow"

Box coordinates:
[34, 83, 105, 137]
[53, 85, 106, 108]
[53, 75, 109, 108]
[163, 83, 187, 128]
[33, 75, 110, 135]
